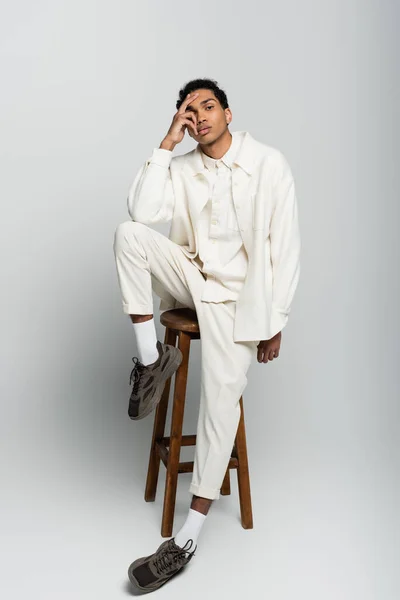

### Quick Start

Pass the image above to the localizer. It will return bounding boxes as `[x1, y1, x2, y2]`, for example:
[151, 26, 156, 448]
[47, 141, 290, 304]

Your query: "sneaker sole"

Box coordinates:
[130, 345, 183, 421]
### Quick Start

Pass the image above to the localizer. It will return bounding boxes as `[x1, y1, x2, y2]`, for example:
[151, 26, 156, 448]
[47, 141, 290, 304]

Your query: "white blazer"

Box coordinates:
[128, 130, 301, 342]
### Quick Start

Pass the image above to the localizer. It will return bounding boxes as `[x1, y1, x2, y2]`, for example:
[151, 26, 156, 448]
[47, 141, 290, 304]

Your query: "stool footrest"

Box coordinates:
[155, 439, 239, 473]
[161, 434, 196, 447]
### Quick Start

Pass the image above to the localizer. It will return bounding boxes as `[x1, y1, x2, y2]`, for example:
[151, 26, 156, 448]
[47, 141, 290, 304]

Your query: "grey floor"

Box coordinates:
[2, 408, 397, 600]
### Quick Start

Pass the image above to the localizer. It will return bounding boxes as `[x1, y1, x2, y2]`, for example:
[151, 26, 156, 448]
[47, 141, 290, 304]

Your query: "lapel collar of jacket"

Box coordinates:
[183, 131, 259, 177]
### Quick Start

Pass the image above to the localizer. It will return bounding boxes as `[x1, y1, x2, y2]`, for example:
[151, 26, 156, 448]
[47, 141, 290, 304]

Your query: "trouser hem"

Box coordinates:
[189, 482, 221, 501]
[122, 302, 154, 315]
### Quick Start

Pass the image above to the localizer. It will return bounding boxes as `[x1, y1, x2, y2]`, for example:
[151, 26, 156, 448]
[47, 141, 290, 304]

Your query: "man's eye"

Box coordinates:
[206, 106, 213, 110]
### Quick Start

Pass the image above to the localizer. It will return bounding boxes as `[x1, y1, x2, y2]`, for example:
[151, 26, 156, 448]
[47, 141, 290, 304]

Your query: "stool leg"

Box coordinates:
[220, 466, 231, 495]
[161, 330, 191, 538]
[144, 327, 177, 502]
[235, 396, 254, 529]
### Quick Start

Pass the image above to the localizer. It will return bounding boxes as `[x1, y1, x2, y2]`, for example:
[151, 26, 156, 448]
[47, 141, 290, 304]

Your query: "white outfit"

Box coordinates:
[126, 130, 301, 342]
[113, 130, 301, 500]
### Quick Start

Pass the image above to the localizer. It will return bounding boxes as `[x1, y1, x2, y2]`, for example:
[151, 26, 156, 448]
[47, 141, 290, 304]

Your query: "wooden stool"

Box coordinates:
[144, 308, 253, 537]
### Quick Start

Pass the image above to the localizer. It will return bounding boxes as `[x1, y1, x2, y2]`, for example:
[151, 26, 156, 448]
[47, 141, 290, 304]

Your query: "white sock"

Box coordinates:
[131, 318, 159, 365]
[174, 508, 207, 549]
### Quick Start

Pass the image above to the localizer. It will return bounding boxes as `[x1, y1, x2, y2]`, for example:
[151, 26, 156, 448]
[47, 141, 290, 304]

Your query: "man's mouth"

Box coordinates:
[198, 127, 211, 135]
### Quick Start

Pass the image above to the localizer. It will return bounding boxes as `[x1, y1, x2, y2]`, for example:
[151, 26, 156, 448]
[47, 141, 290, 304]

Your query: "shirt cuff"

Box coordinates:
[146, 148, 173, 168]
[270, 306, 289, 338]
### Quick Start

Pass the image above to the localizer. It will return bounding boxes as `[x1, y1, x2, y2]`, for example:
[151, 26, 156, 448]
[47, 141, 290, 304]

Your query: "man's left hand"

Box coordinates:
[257, 332, 282, 363]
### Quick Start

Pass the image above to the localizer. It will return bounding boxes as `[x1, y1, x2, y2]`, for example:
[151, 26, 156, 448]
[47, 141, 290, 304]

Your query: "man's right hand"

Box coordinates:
[160, 93, 199, 151]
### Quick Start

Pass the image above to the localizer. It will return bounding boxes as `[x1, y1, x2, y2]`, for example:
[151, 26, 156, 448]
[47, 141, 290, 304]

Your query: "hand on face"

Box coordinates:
[164, 93, 200, 145]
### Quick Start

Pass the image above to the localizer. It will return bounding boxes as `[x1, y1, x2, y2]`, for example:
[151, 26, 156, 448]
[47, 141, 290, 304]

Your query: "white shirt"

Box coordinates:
[194, 132, 249, 302]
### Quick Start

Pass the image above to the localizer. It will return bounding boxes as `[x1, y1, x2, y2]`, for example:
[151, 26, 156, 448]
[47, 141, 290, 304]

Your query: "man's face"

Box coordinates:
[184, 89, 232, 145]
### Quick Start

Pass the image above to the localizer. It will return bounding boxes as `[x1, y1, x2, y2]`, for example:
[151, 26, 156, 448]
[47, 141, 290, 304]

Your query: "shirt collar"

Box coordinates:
[200, 131, 241, 172]
[188, 131, 256, 177]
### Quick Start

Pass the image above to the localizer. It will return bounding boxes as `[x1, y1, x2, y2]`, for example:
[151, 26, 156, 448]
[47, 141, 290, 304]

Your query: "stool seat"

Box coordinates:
[144, 308, 253, 537]
[160, 308, 200, 334]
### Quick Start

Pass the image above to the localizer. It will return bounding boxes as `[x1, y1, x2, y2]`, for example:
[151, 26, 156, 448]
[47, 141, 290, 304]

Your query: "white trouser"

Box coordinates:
[113, 221, 257, 500]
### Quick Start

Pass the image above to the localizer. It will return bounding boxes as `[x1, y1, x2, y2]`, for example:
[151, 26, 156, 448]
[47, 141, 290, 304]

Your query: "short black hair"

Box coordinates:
[176, 78, 229, 111]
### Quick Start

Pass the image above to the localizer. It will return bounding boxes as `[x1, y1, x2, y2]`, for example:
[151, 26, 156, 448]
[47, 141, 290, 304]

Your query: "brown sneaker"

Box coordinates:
[128, 340, 183, 420]
[128, 537, 196, 593]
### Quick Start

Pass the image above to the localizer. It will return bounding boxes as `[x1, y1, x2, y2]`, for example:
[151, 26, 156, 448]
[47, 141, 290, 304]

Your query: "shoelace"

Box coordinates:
[153, 539, 196, 575]
[129, 357, 147, 394]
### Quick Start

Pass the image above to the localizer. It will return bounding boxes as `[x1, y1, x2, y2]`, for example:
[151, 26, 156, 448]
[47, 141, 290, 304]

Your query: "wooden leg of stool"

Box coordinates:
[144, 327, 177, 502]
[161, 330, 191, 538]
[220, 466, 231, 495]
[235, 396, 253, 529]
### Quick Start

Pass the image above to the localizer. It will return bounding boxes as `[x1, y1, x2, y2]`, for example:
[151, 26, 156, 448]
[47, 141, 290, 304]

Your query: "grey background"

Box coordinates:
[1, 1, 399, 598]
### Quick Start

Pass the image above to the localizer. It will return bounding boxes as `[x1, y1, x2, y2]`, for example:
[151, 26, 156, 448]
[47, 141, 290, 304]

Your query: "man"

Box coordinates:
[113, 78, 301, 593]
